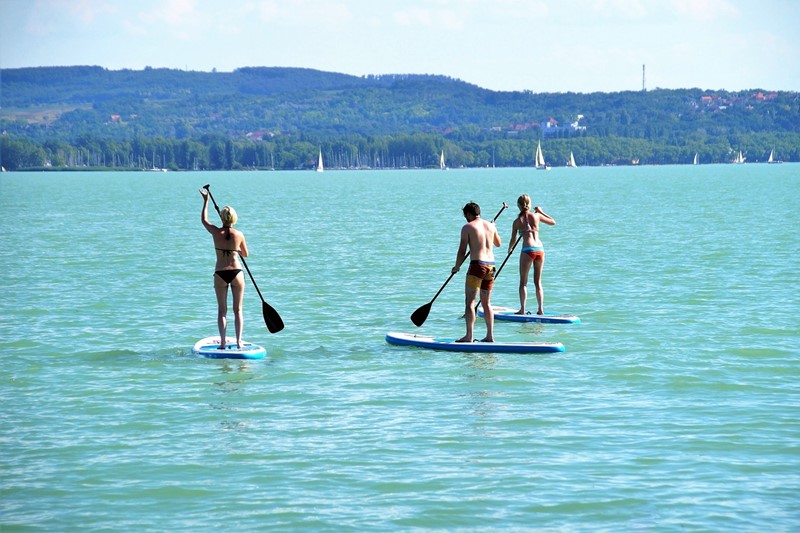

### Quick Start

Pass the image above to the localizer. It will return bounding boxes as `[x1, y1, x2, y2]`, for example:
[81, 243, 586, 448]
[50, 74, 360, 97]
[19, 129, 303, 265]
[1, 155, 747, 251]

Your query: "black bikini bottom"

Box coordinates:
[215, 269, 242, 284]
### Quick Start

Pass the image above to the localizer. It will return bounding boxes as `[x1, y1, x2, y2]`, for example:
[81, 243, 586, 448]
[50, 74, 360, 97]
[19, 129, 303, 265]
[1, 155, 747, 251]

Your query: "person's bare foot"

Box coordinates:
[455, 336, 473, 343]
[514, 309, 525, 315]
[480, 337, 494, 342]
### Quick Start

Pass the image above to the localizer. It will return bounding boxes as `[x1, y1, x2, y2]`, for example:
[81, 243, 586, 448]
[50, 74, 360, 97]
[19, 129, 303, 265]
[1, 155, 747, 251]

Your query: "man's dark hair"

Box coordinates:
[462, 202, 480, 218]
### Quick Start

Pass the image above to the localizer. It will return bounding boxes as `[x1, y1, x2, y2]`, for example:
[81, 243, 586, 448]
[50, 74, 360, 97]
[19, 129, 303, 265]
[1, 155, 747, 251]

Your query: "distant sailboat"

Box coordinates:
[566, 151, 577, 168]
[693, 153, 699, 165]
[733, 151, 745, 164]
[534, 141, 551, 170]
[439, 149, 447, 170]
[145, 149, 167, 171]
[316, 150, 324, 172]
[767, 148, 782, 164]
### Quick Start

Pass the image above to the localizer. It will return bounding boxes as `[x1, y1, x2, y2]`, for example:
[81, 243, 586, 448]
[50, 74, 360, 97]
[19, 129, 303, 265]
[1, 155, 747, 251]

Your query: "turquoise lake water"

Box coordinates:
[1, 165, 798, 530]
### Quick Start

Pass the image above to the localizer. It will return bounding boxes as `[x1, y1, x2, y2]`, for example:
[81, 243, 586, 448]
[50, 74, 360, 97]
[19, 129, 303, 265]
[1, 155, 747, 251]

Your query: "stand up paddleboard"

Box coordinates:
[478, 306, 580, 324]
[386, 332, 564, 354]
[192, 336, 266, 360]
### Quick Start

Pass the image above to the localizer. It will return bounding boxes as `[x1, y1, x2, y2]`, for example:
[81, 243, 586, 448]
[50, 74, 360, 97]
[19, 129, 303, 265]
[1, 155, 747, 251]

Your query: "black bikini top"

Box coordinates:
[215, 225, 239, 255]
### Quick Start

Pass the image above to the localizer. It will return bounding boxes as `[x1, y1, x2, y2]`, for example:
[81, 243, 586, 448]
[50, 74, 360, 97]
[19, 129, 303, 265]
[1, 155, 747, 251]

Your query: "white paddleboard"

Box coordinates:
[478, 306, 580, 324]
[192, 336, 266, 359]
[386, 331, 564, 353]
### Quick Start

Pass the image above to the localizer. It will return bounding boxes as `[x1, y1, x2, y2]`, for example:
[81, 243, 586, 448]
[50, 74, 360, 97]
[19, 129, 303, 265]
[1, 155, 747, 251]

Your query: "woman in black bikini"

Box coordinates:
[200, 189, 249, 349]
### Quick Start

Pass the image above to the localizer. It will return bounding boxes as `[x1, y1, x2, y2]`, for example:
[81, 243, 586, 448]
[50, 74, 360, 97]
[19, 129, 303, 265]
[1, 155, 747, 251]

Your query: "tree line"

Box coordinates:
[3, 129, 797, 171]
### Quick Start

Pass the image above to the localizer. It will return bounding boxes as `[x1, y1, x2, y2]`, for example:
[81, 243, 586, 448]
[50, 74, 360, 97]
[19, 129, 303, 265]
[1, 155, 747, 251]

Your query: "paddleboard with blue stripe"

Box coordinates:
[478, 306, 580, 324]
[192, 336, 266, 359]
[386, 331, 564, 353]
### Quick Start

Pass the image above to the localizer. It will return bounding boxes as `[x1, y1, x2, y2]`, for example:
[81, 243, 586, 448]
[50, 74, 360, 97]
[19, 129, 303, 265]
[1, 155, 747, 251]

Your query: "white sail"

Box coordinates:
[733, 151, 745, 164]
[693, 153, 699, 165]
[535, 141, 550, 170]
[566, 151, 577, 168]
[439, 149, 446, 170]
[767, 148, 782, 164]
[316, 150, 324, 172]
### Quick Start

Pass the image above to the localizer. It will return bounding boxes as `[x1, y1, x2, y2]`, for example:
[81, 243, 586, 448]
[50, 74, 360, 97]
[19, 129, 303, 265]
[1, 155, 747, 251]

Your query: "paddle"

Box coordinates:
[202, 185, 285, 334]
[494, 234, 523, 281]
[410, 202, 508, 327]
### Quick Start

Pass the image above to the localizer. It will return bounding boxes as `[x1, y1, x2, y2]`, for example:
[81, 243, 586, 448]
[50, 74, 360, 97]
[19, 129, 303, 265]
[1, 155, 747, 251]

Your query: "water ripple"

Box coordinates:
[1, 167, 798, 530]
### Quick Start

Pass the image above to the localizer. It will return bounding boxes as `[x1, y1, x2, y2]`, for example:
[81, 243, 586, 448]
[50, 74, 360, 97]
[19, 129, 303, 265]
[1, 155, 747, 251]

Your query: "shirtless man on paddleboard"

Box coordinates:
[452, 201, 502, 342]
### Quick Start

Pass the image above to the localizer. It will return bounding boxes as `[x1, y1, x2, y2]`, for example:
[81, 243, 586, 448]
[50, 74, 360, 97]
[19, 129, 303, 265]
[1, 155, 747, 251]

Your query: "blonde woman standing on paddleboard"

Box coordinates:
[509, 194, 555, 315]
[200, 189, 249, 349]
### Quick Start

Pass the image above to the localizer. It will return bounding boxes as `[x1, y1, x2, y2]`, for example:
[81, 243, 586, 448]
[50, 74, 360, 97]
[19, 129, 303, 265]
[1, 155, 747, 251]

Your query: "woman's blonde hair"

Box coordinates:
[220, 206, 238, 227]
[517, 194, 531, 212]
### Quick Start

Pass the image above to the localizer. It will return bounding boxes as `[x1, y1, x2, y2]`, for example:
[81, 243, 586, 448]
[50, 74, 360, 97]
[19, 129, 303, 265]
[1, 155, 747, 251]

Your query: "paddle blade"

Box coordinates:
[262, 301, 284, 334]
[410, 302, 432, 327]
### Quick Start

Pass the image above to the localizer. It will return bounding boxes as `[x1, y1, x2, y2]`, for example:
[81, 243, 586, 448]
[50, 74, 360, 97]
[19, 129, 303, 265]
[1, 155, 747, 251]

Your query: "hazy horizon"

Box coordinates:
[1, 1, 798, 94]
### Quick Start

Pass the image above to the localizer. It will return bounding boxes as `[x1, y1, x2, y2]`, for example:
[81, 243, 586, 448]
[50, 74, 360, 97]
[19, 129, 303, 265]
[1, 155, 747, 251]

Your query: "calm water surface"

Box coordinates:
[1, 165, 798, 530]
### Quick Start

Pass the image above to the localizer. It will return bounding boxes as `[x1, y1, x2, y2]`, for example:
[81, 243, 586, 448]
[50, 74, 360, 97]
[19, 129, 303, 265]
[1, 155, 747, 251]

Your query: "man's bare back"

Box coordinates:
[464, 218, 499, 261]
[453, 215, 501, 272]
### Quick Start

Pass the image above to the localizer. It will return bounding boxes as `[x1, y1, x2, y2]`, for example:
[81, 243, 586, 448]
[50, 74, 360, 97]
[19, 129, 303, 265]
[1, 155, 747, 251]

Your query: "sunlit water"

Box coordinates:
[1, 165, 798, 530]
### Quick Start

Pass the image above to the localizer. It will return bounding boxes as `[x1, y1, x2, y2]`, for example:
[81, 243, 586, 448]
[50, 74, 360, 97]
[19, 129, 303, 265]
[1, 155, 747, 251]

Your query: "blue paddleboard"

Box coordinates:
[478, 306, 580, 324]
[386, 332, 564, 354]
[192, 336, 266, 359]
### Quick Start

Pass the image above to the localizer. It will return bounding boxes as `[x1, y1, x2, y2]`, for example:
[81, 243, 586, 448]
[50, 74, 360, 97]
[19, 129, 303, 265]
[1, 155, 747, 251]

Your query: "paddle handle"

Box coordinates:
[491, 203, 509, 225]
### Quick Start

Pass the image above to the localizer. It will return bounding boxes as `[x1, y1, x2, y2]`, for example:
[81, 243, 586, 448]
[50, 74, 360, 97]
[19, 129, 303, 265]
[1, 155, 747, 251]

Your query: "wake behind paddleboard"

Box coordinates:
[386, 332, 564, 354]
[192, 336, 266, 359]
[478, 306, 580, 324]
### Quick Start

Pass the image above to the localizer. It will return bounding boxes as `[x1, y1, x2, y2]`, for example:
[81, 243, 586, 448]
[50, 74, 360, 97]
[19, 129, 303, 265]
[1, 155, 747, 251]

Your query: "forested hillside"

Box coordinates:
[1, 66, 798, 170]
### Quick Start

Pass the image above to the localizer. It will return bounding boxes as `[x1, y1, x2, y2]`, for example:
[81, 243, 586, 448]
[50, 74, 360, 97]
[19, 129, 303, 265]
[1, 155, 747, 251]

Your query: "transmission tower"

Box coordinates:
[642, 64, 646, 92]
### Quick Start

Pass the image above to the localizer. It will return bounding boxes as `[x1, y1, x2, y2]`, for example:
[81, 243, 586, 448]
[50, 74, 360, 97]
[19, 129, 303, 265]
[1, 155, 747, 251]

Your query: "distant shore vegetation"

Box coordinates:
[1, 66, 798, 171]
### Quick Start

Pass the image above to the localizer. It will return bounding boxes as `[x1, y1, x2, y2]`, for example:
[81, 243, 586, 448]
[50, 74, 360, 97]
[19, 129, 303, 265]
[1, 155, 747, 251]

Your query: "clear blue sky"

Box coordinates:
[1, 0, 798, 93]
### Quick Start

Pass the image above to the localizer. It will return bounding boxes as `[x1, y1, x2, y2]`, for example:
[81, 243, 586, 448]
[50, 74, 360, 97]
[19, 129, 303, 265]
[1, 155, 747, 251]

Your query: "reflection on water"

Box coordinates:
[217, 360, 257, 377]
[208, 361, 261, 432]
[460, 353, 502, 422]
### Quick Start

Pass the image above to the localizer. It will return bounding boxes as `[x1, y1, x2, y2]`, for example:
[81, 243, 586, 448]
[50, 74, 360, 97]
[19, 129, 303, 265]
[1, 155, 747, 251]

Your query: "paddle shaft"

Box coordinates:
[495, 234, 523, 281]
[202, 185, 284, 333]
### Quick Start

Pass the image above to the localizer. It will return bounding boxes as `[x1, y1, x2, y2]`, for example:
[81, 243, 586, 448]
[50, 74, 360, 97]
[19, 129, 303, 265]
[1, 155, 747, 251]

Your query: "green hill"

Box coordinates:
[1, 66, 798, 170]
